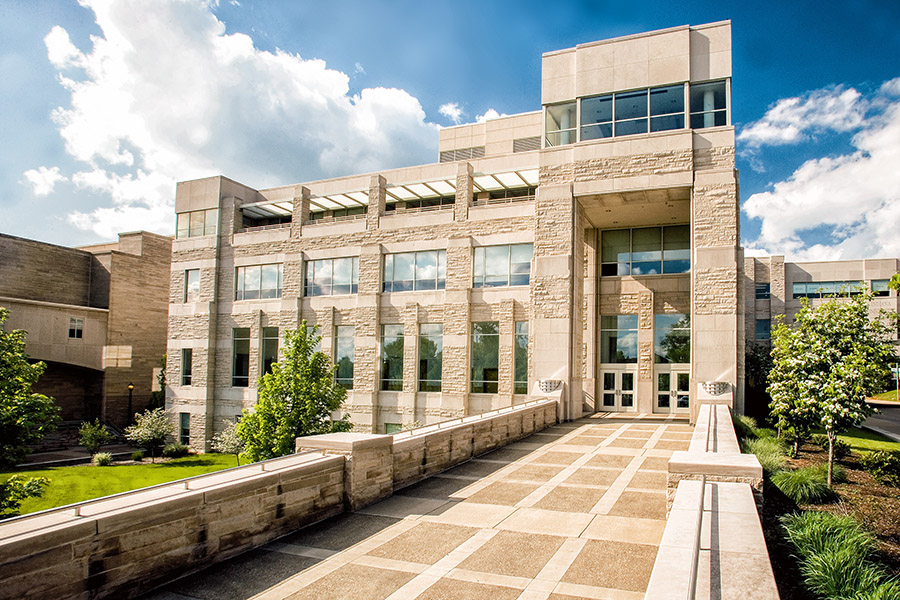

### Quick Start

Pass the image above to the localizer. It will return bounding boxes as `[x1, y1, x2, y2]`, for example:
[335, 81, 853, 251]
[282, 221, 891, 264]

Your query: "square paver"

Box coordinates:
[367, 522, 479, 564]
[281, 513, 400, 552]
[416, 577, 523, 600]
[586, 454, 635, 469]
[447, 460, 509, 478]
[653, 440, 691, 451]
[563, 467, 620, 487]
[618, 430, 653, 439]
[502, 464, 566, 482]
[561, 539, 658, 593]
[581, 515, 666, 545]
[479, 447, 535, 462]
[567, 436, 605, 447]
[396, 476, 472, 500]
[456, 530, 566, 578]
[639, 456, 670, 471]
[463, 481, 541, 506]
[608, 491, 667, 520]
[606, 438, 647, 449]
[285, 564, 415, 600]
[359, 495, 452, 519]
[626, 471, 666, 491]
[531, 451, 583, 466]
[495, 507, 593, 537]
[533, 485, 608, 513]
[423, 501, 518, 528]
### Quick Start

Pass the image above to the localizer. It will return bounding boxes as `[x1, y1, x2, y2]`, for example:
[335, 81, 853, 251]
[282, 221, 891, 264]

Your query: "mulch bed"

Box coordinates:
[760, 442, 900, 600]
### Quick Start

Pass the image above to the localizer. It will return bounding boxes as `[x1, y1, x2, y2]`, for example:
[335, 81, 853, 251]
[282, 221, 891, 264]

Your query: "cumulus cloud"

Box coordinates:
[476, 108, 508, 123]
[738, 85, 867, 149]
[22, 166, 67, 196]
[742, 78, 900, 261]
[439, 102, 463, 125]
[34, 0, 438, 238]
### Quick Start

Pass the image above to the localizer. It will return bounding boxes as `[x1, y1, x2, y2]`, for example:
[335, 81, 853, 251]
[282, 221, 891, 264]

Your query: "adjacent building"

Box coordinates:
[167, 21, 742, 449]
[0, 231, 172, 427]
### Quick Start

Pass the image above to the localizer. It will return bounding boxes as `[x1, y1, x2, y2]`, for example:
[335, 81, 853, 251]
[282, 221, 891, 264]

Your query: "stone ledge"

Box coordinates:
[668, 450, 762, 479]
[296, 432, 393, 453]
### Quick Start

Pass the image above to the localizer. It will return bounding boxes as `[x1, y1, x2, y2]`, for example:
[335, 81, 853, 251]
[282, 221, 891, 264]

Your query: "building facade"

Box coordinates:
[167, 22, 742, 449]
[0, 231, 172, 427]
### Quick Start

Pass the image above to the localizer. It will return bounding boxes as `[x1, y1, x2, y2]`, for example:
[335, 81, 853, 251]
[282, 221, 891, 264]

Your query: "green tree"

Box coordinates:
[237, 322, 351, 462]
[124, 407, 175, 462]
[0, 475, 48, 519]
[148, 354, 166, 410]
[889, 273, 900, 293]
[211, 420, 245, 466]
[79, 419, 113, 455]
[768, 292, 897, 485]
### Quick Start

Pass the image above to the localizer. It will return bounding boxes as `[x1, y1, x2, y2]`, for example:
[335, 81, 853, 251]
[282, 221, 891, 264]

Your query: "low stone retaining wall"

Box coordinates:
[0, 398, 558, 600]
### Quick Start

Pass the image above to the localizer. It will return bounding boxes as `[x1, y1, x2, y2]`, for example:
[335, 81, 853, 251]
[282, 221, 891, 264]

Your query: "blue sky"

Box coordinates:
[1, 0, 898, 260]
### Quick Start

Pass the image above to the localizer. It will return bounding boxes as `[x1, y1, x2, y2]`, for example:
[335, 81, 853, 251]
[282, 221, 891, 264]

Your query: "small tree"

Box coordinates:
[769, 291, 897, 485]
[124, 407, 175, 462]
[0, 475, 48, 519]
[237, 322, 351, 462]
[211, 420, 244, 466]
[79, 419, 113, 455]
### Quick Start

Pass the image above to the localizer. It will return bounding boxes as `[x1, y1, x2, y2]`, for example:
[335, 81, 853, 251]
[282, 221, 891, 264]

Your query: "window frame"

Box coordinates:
[232, 327, 251, 387]
[176, 208, 217, 239]
[334, 325, 355, 390]
[235, 264, 283, 301]
[755, 318, 771, 341]
[383, 250, 446, 293]
[380, 324, 404, 391]
[470, 321, 500, 393]
[600, 226, 690, 277]
[473, 243, 534, 288]
[755, 283, 771, 300]
[304, 257, 359, 297]
[514, 321, 529, 395]
[417, 323, 443, 392]
[184, 269, 201, 303]
[261, 327, 279, 376]
[179, 413, 190, 445]
[68, 317, 84, 339]
[181, 348, 193, 386]
[654, 314, 691, 364]
[599, 315, 638, 364]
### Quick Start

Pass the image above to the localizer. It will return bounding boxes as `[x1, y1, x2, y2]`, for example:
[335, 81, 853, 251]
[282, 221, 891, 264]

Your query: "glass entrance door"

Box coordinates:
[655, 368, 690, 413]
[599, 369, 636, 412]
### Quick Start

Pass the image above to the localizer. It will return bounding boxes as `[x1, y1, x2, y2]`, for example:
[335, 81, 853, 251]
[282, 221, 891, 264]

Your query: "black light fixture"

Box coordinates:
[127, 382, 134, 424]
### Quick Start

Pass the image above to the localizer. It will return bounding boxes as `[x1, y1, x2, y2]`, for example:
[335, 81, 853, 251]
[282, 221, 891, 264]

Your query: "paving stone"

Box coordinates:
[280, 513, 400, 552]
[416, 577, 523, 600]
[561, 539, 658, 593]
[463, 481, 541, 506]
[530, 451, 583, 466]
[586, 454, 635, 469]
[608, 491, 667, 521]
[445, 460, 508, 478]
[284, 564, 415, 600]
[653, 440, 691, 451]
[533, 485, 608, 513]
[562, 467, 620, 487]
[638, 456, 670, 471]
[606, 438, 647, 449]
[456, 530, 566, 579]
[626, 471, 667, 490]
[367, 522, 479, 565]
[501, 464, 566, 482]
[397, 476, 473, 500]
[478, 447, 535, 462]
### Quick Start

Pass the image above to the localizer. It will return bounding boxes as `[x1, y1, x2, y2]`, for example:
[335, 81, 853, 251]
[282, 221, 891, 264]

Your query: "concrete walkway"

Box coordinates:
[144, 414, 692, 600]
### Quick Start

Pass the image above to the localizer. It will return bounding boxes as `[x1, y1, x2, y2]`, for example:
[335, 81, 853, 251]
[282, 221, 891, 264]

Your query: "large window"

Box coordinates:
[383, 250, 446, 292]
[690, 81, 727, 129]
[515, 321, 529, 395]
[545, 102, 576, 146]
[179, 413, 190, 445]
[232, 327, 250, 387]
[655, 314, 690, 363]
[261, 327, 278, 375]
[600, 315, 638, 363]
[236, 264, 283, 300]
[68, 317, 83, 339]
[305, 257, 359, 296]
[380, 325, 404, 391]
[473, 244, 533, 288]
[872, 280, 891, 297]
[334, 326, 354, 389]
[418, 324, 443, 392]
[184, 269, 200, 303]
[755, 319, 771, 341]
[601, 226, 689, 276]
[791, 281, 866, 299]
[176, 209, 217, 239]
[755, 283, 771, 300]
[471, 322, 500, 393]
[181, 348, 192, 386]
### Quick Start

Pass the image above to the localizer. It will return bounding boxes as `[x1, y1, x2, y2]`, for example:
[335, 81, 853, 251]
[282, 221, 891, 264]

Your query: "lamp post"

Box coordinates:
[127, 382, 134, 425]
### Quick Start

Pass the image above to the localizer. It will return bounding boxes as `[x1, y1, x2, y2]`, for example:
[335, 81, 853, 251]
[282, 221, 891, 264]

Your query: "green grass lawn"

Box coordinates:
[834, 427, 900, 453]
[871, 389, 900, 402]
[2, 454, 237, 515]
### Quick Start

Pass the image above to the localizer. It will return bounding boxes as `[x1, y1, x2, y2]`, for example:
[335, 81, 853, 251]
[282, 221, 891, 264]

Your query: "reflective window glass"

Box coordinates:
[514, 321, 529, 394]
[545, 102, 577, 146]
[654, 314, 690, 364]
[600, 315, 638, 363]
[334, 326, 354, 389]
[381, 325, 404, 391]
[690, 81, 727, 129]
[418, 324, 443, 392]
[471, 322, 500, 393]
[305, 257, 359, 296]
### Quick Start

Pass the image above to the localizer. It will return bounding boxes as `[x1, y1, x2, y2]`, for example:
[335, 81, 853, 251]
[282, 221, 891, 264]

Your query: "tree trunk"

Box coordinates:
[826, 429, 836, 487]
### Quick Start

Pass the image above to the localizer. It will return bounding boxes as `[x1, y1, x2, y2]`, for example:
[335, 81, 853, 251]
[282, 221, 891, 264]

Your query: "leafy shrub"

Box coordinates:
[755, 428, 778, 439]
[131, 450, 144, 462]
[125, 407, 175, 462]
[92, 452, 113, 466]
[801, 545, 888, 599]
[860, 451, 900, 487]
[771, 467, 837, 504]
[79, 419, 113, 455]
[162, 443, 190, 458]
[742, 436, 787, 475]
[781, 511, 875, 559]
[732, 415, 757, 440]
[858, 579, 900, 600]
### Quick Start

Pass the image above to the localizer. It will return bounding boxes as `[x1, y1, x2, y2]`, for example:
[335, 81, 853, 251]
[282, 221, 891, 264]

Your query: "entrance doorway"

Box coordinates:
[599, 368, 637, 412]
[654, 367, 690, 414]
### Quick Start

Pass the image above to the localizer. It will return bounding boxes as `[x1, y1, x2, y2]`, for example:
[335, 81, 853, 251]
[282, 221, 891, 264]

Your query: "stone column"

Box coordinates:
[367, 175, 386, 231]
[454, 162, 472, 222]
[497, 298, 515, 405]
[583, 229, 598, 411]
[400, 303, 419, 422]
[352, 245, 383, 432]
[637, 290, 654, 413]
[442, 237, 472, 418]
[291, 185, 310, 237]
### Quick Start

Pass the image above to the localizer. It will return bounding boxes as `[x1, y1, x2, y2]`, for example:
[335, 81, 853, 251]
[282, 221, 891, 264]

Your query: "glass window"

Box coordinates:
[236, 264, 282, 300]
[334, 326, 354, 390]
[581, 95, 613, 140]
[261, 327, 278, 375]
[384, 423, 402, 434]
[179, 413, 190, 445]
[383, 250, 446, 292]
[755, 319, 771, 341]
[473, 244, 533, 288]
[181, 348, 192, 386]
[662, 225, 690, 273]
[631, 227, 662, 275]
[68, 317, 84, 339]
[471, 322, 500, 393]
[381, 325, 404, 391]
[615, 90, 648, 136]
[690, 81, 727, 129]
[792, 282, 808, 299]
[232, 327, 250, 387]
[649, 85, 685, 132]
[600, 315, 638, 363]
[601, 226, 689, 276]
[305, 257, 359, 296]
[418, 324, 443, 392]
[873, 279, 891, 297]
[176, 209, 217, 239]
[655, 314, 691, 364]
[184, 269, 200, 303]
[515, 321, 529, 395]
[545, 102, 576, 146]
[601, 229, 631, 276]
[755, 283, 771, 300]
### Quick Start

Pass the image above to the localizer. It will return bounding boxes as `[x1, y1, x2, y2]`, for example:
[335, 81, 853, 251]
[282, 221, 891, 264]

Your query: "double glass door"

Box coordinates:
[600, 368, 636, 412]
[655, 367, 690, 413]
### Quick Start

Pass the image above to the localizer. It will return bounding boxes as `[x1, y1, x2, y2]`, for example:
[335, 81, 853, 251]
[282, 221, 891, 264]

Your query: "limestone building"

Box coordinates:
[167, 21, 742, 449]
[0, 231, 172, 427]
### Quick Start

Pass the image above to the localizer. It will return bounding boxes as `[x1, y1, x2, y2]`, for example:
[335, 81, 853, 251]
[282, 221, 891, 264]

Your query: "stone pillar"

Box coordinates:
[367, 175, 386, 231]
[297, 433, 394, 511]
[454, 162, 472, 222]
[637, 289, 654, 413]
[400, 303, 419, 422]
[442, 237, 472, 418]
[583, 229, 597, 411]
[498, 298, 515, 404]
[352, 245, 383, 432]
[769, 255, 786, 319]
[291, 185, 310, 237]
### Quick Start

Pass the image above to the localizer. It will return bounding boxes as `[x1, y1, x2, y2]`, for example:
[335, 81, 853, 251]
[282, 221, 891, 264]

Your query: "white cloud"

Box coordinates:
[22, 166, 67, 196]
[476, 108, 508, 123]
[439, 102, 463, 125]
[36, 0, 439, 238]
[354, 62, 365, 75]
[742, 78, 900, 260]
[738, 85, 867, 149]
